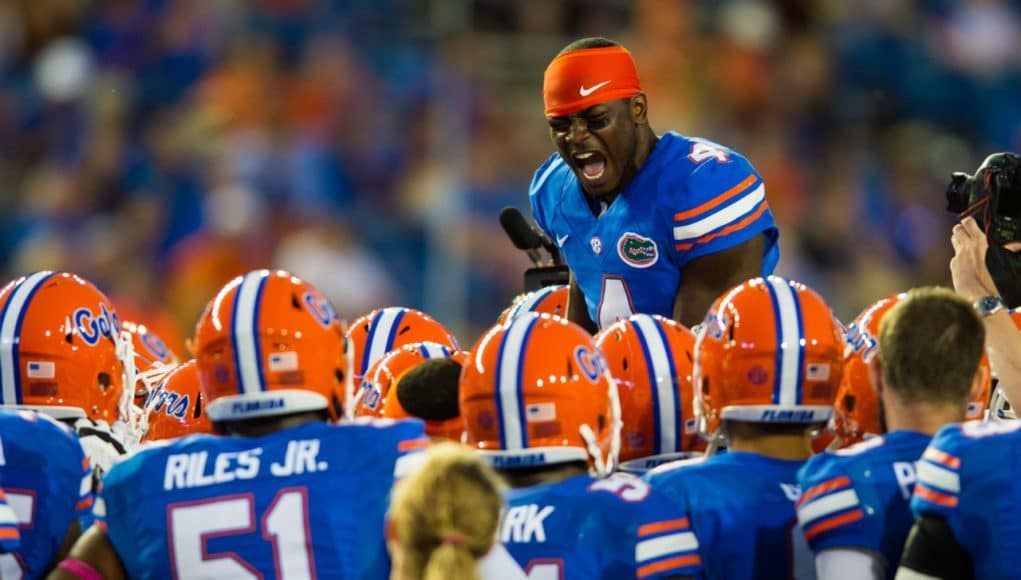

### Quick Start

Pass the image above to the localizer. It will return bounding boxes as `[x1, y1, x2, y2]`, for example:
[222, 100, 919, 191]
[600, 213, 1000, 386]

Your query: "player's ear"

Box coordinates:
[970, 365, 988, 401]
[629, 93, 648, 125]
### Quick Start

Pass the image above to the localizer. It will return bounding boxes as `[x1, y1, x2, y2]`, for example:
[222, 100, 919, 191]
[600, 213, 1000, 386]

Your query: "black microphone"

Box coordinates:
[499, 207, 544, 265]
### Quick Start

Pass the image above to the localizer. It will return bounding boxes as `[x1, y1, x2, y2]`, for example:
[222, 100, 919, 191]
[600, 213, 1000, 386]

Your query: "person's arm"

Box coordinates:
[815, 548, 884, 580]
[46, 526, 126, 580]
[566, 272, 598, 334]
[673, 234, 765, 327]
[895, 515, 973, 580]
[950, 217, 1021, 405]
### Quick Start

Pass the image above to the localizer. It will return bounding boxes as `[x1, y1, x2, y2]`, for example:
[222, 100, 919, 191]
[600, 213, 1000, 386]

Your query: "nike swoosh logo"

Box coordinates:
[556, 233, 569, 247]
[579, 81, 611, 97]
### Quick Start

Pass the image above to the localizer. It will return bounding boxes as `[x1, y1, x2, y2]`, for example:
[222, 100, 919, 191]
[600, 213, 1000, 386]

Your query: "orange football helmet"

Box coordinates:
[346, 307, 459, 388]
[695, 277, 844, 440]
[596, 314, 704, 472]
[834, 293, 992, 446]
[381, 351, 468, 441]
[142, 359, 213, 441]
[354, 341, 458, 417]
[0, 271, 130, 423]
[460, 313, 621, 475]
[193, 270, 348, 422]
[497, 285, 569, 325]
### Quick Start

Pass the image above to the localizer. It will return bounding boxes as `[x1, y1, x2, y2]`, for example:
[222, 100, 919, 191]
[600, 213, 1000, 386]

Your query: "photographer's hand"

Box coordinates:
[950, 217, 999, 301]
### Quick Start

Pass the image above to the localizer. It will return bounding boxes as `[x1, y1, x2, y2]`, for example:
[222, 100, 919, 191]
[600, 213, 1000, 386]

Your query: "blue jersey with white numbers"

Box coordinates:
[480, 473, 701, 579]
[911, 420, 1021, 579]
[529, 132, 779, 328]
[645, 451, 810, 579]
[97, 419, 427, 580]
[0, 409, 91, 578]
[797, 431, 930, 578]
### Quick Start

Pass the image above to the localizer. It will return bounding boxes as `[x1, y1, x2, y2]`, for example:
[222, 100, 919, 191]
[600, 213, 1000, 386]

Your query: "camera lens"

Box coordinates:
[946, 172, 973, 213]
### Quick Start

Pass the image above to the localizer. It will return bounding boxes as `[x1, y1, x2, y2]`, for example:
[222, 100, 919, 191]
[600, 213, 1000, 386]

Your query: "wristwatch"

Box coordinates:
[974, 295, 1006, 317]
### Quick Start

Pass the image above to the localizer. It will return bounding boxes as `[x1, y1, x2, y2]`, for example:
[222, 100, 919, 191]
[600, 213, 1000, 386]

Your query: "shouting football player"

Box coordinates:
[530, 37, 779, 331]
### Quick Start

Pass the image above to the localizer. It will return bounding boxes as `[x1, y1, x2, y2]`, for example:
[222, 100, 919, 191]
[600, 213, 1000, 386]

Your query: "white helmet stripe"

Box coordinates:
[511, 287, 554, 320]
[0, 271, 56, 405]
[231, 271, 270, 394]
[364, 308, 404, 375]
[495, 315, 537, 450]
[766, 277, 805, 405]
[632, 315, 678, 454]
[419, 342, 451, 359]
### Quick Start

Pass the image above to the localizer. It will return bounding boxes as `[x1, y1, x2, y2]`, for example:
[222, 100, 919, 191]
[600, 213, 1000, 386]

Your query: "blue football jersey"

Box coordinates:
[480, 473, 701, 579]
[645, 451, 811, 579]
[97, 419, 428, 579]
[530, 132, 779, 328]
[0, 409, 92, 578]
[796, 430, 930, 577]
[911, 420, 1021, 578]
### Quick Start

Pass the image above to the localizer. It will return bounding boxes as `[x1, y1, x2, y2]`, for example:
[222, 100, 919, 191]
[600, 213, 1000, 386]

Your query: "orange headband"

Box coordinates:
[543, 46, 642, 117]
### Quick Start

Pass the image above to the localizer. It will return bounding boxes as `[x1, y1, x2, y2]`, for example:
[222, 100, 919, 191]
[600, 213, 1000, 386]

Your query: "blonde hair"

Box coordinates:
[390, 443, 504, 580]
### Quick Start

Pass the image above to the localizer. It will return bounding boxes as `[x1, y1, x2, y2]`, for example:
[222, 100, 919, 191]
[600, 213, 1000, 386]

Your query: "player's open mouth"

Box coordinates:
[572, 151, 606, 181]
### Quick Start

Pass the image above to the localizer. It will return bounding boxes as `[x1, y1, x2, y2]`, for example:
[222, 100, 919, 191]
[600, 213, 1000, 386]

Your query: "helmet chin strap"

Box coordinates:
[116, 329, 140, 433]
[580, 369, 625, 477]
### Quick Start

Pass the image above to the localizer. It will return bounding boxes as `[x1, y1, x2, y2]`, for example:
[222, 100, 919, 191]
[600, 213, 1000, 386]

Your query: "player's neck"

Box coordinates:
[498, 462, 589, 488]
[221, 410, 327, 437]
[727, 432, 813, 461]
[882, 394, 965, 436]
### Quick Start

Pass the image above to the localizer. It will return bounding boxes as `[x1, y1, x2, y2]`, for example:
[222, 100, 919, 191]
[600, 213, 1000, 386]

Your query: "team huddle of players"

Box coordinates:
[0, 265, 1017, 579]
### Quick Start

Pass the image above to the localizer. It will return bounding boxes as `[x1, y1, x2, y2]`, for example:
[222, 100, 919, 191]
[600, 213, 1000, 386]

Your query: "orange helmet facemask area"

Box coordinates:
[193, 269, 349, 423]
[694, 276, 845, 446]
[353, 341, 465, 441]
[596, 314, 705, 473]
[0, 271, 133, 425]
[142, 359, 214, 442]
[460, 313, 622, 476]
[834, 292, 994, 447]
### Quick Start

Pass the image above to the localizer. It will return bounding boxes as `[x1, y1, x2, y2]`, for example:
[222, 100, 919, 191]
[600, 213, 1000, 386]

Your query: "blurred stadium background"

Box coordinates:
[1, 0, 1019, 351]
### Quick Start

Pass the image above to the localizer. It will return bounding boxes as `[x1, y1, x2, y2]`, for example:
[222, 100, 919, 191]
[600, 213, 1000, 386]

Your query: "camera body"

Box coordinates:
[946, 152, 1021, 245]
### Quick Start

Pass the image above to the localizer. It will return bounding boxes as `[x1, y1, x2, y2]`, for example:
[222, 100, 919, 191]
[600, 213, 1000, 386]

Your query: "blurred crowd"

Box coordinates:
[1, 0, 1020, 350]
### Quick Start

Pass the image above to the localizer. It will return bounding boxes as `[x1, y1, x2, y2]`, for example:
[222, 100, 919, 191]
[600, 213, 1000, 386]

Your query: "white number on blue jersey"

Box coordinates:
[597, 277, 637, 329]
[0, 490, 34, 580]
[588, 474, 651, 502]
[687, 141, 730, 164]
[479, 543, 563, 580]
[168, 488, 314, 579]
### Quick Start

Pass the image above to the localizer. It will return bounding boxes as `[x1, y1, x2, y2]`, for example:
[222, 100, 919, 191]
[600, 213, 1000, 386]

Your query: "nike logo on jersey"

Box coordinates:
[579, 80, 611, 96]
[556, 233, 569, 247]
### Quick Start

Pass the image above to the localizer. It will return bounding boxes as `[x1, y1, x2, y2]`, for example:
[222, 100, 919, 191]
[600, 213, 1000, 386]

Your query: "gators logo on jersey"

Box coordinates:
[617, 232, 658, 268]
